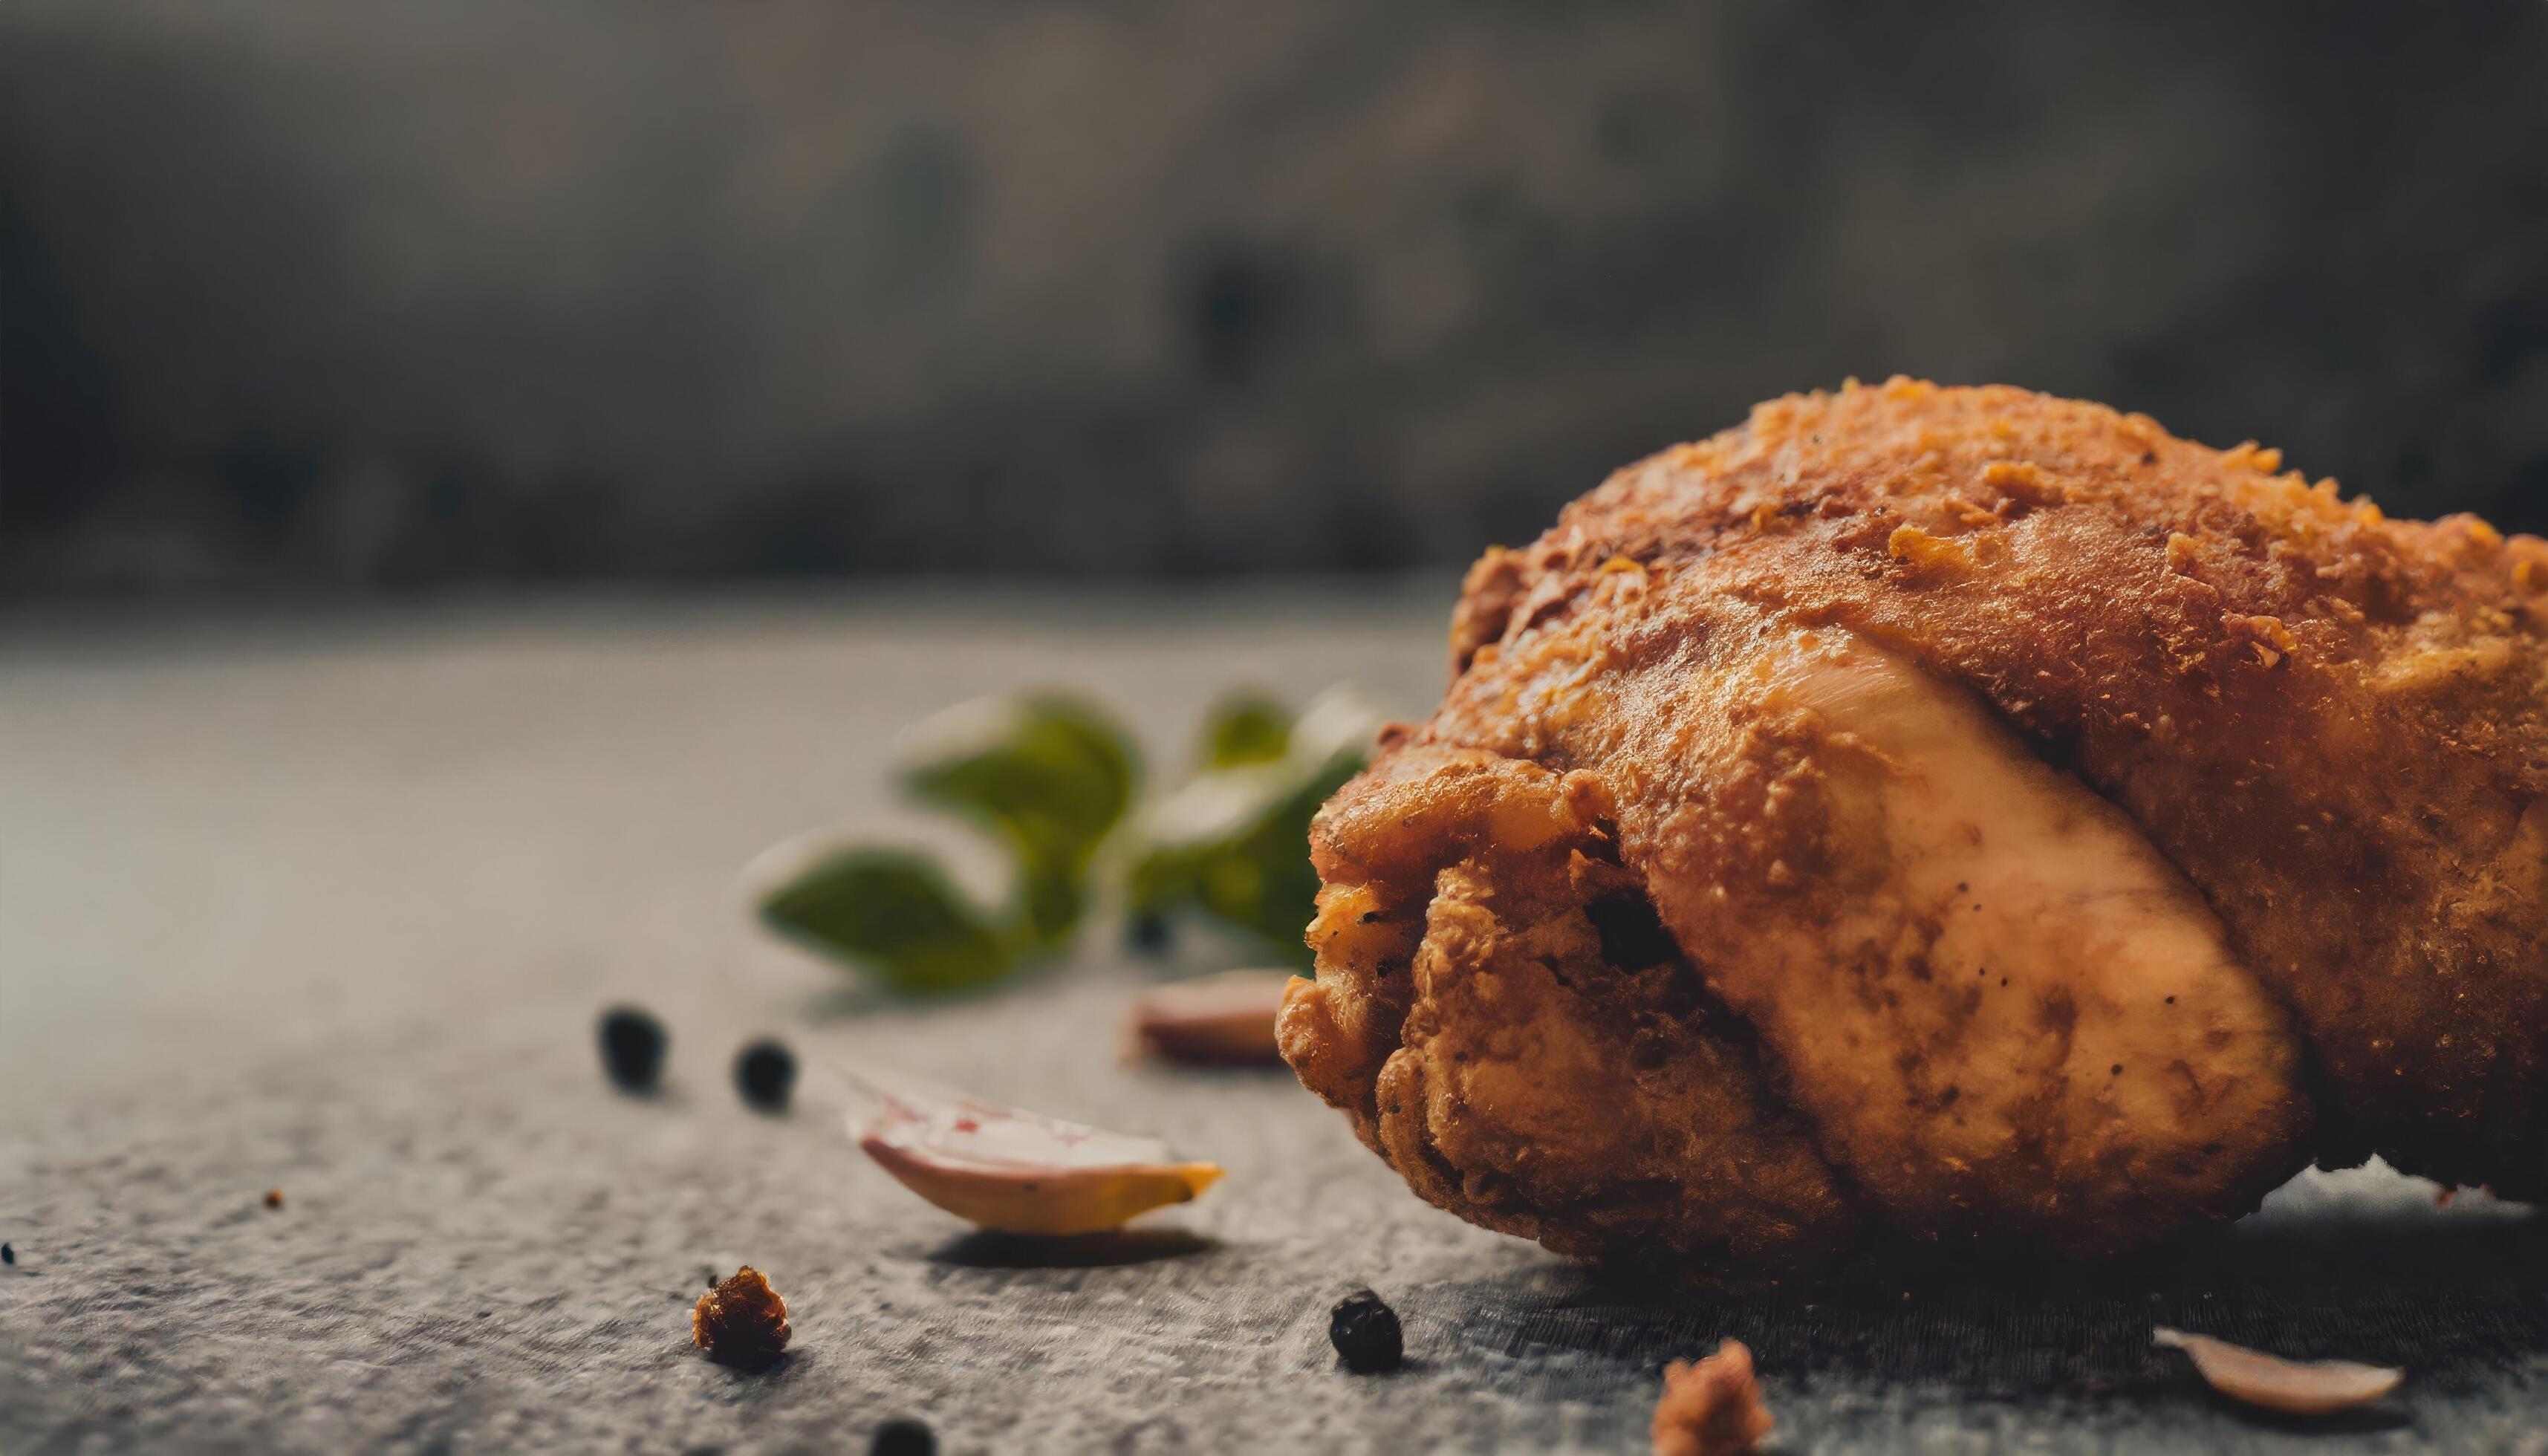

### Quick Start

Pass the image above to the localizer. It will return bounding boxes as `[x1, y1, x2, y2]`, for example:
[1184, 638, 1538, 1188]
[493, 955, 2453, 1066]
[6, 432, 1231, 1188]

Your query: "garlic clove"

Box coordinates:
[1128, 969, 1295, 1066]
[850, 1070, 1222, 1236]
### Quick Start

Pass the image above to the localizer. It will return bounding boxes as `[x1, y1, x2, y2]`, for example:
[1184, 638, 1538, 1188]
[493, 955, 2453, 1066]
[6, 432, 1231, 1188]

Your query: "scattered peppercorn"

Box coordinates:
[599, 1006, 668, 1092]
[871, 1417, 937, 1456]
[1328, 1287, 1404, 1373]
[1, 1242, 13, 1264]
[692, 1265, 791, 1371]
[264, 1189, 285, 1209]
[733, 1039, 798, 1113]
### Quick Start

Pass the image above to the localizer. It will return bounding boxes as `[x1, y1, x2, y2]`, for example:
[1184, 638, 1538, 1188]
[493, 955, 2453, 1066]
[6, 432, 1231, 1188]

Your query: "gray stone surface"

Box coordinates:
[6, 589, 2548, 1453]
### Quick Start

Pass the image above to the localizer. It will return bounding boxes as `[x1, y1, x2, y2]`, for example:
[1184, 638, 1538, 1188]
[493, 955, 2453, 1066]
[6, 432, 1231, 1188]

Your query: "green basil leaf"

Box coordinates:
[1126, 688, 1378, 968]
[898, 695, 1140, 946]
[757, 848, 1016, 994]
[900, 695, 1138, 861]
[1199, 692, 1292, 769]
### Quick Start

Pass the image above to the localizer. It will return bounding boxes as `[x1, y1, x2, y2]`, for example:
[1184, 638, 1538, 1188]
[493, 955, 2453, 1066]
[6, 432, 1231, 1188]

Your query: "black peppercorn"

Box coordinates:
[871, 1417, 936, 1456]
[734, 1039, 797, 1113]
[1, 1242, 13, 1265]
[1328, 1287, 1404, 1373]
[599, 1006, 667, 1091]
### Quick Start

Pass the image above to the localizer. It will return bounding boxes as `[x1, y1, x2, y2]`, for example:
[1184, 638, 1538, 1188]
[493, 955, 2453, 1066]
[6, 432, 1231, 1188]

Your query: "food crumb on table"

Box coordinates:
[692, 1266, 791, 1371]
[1652, 1339, 1774, 1456]
[264, 1189, 284, 1209]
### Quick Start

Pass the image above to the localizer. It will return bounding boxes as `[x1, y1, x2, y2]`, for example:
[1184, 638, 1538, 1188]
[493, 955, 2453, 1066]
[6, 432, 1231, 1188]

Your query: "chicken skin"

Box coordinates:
[1280, 380, 2548, 1278]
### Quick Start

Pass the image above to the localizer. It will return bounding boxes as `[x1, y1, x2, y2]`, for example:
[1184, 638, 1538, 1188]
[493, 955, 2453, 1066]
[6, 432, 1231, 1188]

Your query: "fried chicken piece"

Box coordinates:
[1282, 380, 2548, 1277]
[1284, 746, 1857, 1273]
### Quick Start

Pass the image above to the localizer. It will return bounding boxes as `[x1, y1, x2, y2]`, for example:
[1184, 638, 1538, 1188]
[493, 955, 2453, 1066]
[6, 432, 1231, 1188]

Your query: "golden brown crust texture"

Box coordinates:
[1281, 379, 2548, 1278]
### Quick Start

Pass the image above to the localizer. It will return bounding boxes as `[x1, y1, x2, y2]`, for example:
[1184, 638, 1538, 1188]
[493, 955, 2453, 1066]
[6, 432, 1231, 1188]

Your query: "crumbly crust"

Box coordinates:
[692, 1266, 791, 1370]
[1281, 380, 2548, 1277]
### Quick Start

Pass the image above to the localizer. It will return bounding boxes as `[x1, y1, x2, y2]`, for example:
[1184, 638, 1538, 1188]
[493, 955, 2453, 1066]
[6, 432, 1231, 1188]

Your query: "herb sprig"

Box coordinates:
[755, 687, 1376, 993]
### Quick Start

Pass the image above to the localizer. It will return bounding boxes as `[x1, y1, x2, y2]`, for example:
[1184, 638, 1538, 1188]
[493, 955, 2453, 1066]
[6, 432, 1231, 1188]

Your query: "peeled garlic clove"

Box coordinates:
[1128, 969, 1296, 1066]
[851, 1071, 1222, 1236]
[2153, 1327, 2402, 1415]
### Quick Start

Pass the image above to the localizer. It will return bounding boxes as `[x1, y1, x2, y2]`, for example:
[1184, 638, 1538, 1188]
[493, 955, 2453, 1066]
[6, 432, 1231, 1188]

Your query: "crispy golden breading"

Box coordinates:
[1282, 747, 1857, 1273]
[1282, 380, 2548, 1277]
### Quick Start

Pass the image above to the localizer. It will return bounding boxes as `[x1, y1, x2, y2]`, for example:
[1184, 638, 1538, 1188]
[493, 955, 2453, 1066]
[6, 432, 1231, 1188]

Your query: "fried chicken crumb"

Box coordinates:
[1653, 1340, 1774, 1455]
[692, 1266, 791, 1371]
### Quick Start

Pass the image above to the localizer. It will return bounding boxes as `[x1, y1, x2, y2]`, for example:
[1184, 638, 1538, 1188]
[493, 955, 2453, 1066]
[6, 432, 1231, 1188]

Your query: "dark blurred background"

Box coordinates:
[5, 1, 2546, 598]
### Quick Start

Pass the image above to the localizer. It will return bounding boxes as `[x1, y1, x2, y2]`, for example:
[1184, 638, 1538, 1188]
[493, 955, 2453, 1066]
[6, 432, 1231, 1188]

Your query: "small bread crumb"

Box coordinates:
[692, 1266, 792, 1371]
[264, 1189, 285, 1209]
[1653, 1339, 1774, 1455]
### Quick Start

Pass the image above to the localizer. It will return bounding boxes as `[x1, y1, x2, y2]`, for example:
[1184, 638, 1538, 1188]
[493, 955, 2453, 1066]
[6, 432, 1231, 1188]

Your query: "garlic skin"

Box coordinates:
[1128, 969, 1293, 1066]
[2154, 1327, 2402, 1416]
[850, 1071, 1221, 1236]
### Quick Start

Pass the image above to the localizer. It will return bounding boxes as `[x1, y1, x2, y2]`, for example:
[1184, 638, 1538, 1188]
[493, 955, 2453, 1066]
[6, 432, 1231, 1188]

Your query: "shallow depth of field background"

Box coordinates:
[13, 11, 2548, 1450]
[5, 1, 2547, 597]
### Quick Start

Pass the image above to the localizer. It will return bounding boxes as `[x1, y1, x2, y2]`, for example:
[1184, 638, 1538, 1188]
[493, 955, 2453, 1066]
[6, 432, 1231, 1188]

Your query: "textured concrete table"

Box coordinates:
[5, 590, 2547, 1454]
